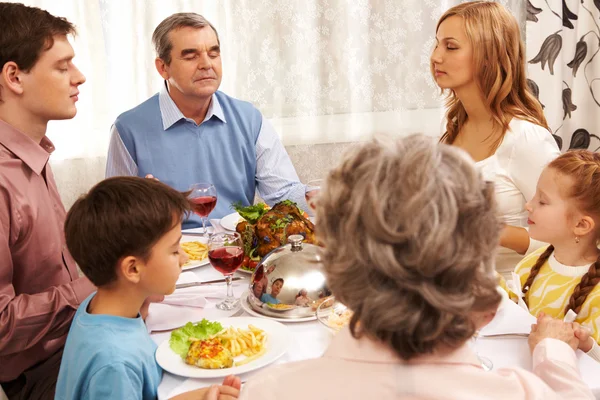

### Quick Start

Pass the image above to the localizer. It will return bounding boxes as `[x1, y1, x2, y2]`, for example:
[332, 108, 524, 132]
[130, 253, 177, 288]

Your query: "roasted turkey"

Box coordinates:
[236, 201, 316, 258]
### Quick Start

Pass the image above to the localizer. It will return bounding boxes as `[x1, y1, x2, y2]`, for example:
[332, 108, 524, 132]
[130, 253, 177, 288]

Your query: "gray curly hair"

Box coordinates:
[316, 134, 502, 360]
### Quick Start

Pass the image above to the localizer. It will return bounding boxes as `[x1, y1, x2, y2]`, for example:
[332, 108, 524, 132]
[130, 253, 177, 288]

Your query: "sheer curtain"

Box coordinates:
[100, 0, 451, 147]
[9, 0, 524, 154]
[4, 0, 109, 160]
[99, 0, 524, 146]
[8, 0, 523, 204]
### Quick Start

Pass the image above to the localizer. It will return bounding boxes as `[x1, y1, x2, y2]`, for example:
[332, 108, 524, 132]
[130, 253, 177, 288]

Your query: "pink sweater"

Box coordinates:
[240, 327, 593, 400]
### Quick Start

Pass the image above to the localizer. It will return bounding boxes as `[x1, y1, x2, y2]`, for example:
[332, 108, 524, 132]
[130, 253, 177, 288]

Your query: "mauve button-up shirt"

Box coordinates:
[0, 120, 94, 382]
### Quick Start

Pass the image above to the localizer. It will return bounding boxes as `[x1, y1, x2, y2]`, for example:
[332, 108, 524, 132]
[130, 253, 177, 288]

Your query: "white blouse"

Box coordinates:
[476, 118, 560, 277]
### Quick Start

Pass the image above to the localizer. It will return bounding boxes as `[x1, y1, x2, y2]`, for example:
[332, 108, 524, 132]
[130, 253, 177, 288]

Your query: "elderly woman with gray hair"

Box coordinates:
[239, 134, 593, 400]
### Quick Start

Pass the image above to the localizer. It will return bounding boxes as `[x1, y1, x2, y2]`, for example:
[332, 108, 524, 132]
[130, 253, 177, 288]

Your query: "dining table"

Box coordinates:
[152, 220, 600, 400]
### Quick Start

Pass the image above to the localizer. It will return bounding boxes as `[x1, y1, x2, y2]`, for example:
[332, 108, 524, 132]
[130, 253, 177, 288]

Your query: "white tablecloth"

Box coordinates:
[152, 265, 330, 400]
[152, 222, 600, 399]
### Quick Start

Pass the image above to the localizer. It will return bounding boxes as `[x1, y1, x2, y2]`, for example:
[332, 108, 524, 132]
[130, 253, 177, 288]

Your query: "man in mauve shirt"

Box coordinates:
[0, 3, 95, 399]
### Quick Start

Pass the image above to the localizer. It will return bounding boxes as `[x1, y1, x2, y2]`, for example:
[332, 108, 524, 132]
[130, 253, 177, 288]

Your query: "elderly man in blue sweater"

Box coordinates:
[106, 13, 307, 229]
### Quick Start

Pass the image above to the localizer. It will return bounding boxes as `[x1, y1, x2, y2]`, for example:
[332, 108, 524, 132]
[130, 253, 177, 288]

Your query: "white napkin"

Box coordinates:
[563, 309, 578, 323]
[480, 294, 535, 336]
[145, 272, 225, 333]
[161, 272, 212, 308]
[507, 272, 530, 312]
[166, 379, 223, 399]
[563, 310, 594, 337]
[209, 219, 227, 233]
[165, 374, 258, 400]
[182, 226, 215, 235]
[146, 303, 206, 333]
[161, 292, 207, 308]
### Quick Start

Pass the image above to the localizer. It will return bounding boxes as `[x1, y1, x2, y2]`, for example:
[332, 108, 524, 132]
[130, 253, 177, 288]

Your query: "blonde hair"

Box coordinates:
[435, 1, 548, 148]
[523, 151, 600, 315]
[316, 134, 502, 360]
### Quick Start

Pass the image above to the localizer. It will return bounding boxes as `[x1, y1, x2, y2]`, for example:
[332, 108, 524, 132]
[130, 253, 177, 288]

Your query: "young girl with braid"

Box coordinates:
[514, 150, 600, 362]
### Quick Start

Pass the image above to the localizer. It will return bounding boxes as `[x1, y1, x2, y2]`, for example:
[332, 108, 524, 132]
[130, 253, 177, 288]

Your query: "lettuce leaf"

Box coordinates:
[241, 223, 256, 256]
[232, 202, 269, 224]
[169, 319, 223, 359]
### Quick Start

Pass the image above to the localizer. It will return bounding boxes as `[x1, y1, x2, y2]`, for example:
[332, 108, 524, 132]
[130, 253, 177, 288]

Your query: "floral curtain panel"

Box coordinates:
[527, 0, 600, 151]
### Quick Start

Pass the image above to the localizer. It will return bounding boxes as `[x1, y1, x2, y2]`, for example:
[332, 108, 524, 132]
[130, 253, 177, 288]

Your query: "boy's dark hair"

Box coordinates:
[273, 278, 284, 285]
[65, 177, 191, 286]
[0, 3, 76, 73]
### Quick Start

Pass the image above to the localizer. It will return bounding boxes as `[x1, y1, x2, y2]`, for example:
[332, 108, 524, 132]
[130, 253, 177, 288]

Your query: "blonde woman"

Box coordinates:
[239, 135, 592, 400]
[431, 1, 560, 277]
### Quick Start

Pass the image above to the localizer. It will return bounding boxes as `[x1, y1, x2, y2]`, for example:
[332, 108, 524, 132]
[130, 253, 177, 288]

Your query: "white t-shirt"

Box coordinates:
[475, 118, 560, 277]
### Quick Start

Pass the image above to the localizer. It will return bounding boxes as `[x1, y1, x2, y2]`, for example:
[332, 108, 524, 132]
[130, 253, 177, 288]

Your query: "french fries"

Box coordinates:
[235, 347, 266, 366]
[215, 325, 268, 366]
[181, 241, 208, 261]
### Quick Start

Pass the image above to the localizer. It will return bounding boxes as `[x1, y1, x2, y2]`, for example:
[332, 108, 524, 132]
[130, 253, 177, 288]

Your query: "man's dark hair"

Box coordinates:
[0, 3, 76, 73]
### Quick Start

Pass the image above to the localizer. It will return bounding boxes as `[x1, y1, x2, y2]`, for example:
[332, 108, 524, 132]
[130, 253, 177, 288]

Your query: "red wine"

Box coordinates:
[190, 196, 217, 217]
[209, 247, 244, 275]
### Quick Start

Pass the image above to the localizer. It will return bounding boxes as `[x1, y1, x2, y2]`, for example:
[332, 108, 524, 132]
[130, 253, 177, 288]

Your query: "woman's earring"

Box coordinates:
[575, 236, 580, 244]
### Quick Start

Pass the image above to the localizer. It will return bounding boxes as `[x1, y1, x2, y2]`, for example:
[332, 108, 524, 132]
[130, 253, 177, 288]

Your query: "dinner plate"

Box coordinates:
[240, 291, 316, 322]
[237, 266, 254, 275]
[155, 317, 290, 378]
[180, 235, 210, 270]
[220, 212, 243, 231]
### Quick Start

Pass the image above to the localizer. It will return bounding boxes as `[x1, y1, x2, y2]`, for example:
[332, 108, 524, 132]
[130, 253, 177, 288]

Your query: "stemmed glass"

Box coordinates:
[472, 331, 493, 371]
[304, 179, 323, 213]
[208, 232, 244, 310]
[188, 183, 217, 238]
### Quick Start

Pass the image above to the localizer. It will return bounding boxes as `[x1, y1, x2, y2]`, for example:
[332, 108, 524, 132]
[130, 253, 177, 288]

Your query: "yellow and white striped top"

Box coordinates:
[514, 246, 600, 346]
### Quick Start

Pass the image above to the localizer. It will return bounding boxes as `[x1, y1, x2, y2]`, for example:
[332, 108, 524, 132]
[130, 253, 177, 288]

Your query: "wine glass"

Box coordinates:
[472, 331, 493, 371]
[208, 232, 244, 310]
[304, 179, 323, 213]
[188, 183, 217, 238]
